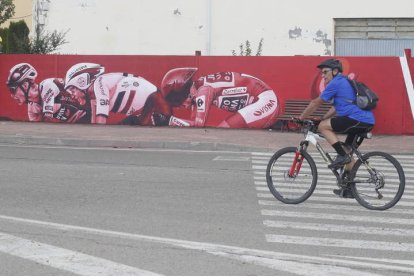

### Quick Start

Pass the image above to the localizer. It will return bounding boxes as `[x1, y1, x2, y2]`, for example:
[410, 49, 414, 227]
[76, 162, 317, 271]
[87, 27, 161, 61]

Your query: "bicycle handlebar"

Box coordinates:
[289, 117, 320, 133]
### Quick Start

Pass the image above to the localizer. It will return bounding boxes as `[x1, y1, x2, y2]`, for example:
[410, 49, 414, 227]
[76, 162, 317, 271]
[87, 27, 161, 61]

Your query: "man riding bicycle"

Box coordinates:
[298, 58, 375, 198]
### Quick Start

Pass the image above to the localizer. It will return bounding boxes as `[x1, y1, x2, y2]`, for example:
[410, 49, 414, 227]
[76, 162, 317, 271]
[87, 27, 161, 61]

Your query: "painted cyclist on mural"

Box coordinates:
[6, 63, 90, 123]
[152, 67, 280, 128]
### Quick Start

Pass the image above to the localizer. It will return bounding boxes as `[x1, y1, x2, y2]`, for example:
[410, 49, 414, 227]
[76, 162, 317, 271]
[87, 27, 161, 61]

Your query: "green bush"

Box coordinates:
[7, 20, 30, 53]
[0, 20, 68, 54]
[232, 38, 264, 56]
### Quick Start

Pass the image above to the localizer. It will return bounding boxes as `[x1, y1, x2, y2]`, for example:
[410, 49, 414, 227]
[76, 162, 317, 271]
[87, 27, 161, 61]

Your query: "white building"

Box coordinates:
[36, 0, 414, 56]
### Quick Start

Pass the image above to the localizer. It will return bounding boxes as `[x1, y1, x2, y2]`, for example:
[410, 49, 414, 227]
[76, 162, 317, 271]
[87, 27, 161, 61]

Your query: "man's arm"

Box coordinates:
[322, 106, 336, 120]
[298, 97, 324, 120]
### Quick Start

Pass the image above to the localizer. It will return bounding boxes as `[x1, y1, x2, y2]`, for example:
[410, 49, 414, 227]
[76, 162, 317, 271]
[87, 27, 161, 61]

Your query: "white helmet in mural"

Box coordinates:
[6, 63, 38, 90]
[64, 63, 105, 90]
[161, 67, 198, 106]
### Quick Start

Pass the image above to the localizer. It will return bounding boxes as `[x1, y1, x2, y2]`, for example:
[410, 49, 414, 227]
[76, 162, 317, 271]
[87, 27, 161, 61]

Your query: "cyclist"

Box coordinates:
[153, 68, 280, 128]
[298, 58, 375, 198]
[6, 63, 90, 123]
[64, 63, 170, 125]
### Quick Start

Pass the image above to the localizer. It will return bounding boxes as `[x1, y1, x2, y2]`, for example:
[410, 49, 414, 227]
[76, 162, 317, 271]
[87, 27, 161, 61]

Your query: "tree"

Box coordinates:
[232, 38, 264, 56]
[0, 27, 8, 53]
[0, 0, 15, 25]
[1, 19, 68, 54]
[7, 20, 30, 53]
[29, 29, 68, 54]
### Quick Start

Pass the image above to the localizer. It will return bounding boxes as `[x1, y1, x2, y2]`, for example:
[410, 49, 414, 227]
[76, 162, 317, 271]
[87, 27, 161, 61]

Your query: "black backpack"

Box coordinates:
[346, 77, 379, 110]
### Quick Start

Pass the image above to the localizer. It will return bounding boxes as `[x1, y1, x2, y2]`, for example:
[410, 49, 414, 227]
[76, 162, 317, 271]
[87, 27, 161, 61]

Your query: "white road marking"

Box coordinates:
[257, 193, 414, 207]
[261, 209, 414, 225]
[256, 186, 414, 198]
[263, 220, 414, 236]
[327, 255, 414, 267]
[258, 199, 414, 215]
[266, 234, 414, 252]
[0, 232, 163, 276]
[0, 214, 392, 276]
[213, 156, 250, 161]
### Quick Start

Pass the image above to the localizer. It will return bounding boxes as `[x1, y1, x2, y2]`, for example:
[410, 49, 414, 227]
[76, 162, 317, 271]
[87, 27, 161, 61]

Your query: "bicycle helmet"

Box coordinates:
[161, 67, 198, 105]
[6, 63, 38, 90]
[317, 58, 343, 73]
[64, 63, 105, 90]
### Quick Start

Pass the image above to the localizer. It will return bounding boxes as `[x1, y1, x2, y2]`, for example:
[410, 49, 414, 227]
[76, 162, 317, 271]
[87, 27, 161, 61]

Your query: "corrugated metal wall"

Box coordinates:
[335, 18, 414, 56]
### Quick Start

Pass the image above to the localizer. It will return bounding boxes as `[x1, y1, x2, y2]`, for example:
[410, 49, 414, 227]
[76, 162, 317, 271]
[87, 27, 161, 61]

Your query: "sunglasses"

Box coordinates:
[8, 82, 30, 96]
[321, 69, 332, 75]
[8, 86, 19, 95]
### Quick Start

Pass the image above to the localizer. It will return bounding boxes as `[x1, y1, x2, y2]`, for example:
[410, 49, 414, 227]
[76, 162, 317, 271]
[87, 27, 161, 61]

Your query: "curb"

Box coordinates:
[0, 134, 271, 153]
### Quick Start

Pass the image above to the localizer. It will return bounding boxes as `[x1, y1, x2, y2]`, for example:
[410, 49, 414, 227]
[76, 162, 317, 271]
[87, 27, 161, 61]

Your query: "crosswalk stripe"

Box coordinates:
[257, 193, 414, 207]
[255, 186, 414, 198]
[265, 234, 414, 253]
[252, 152, 414, 159]
[258, 200, 414, 215]
[252, 164, 414, 175]
[261, 209, 414, 225]
[263, 220, 414, 236]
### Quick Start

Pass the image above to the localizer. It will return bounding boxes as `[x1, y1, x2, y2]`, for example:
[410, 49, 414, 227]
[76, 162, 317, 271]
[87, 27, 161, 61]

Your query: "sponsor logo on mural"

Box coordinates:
[218, 95, 248, 112]
[43, 89, 54, 104]
[56, 107, 68, 120]
[98, 77, 105, 96]
[68, 64, 87, 78]
[222, 87, 247, 95]
[170, 116, 190, 127]
[76, 76, 87, 88]
[196, 95, 206, 112]
[100, 99, 109, 106]
[254, 99, 276, 116]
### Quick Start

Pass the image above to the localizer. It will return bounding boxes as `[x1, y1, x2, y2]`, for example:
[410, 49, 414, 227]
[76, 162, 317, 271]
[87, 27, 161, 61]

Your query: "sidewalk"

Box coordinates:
[0, 121, 414, 154]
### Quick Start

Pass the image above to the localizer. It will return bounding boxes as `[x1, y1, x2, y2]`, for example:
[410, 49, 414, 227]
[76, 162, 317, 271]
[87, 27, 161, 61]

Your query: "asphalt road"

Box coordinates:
[0, 144, 413, 275]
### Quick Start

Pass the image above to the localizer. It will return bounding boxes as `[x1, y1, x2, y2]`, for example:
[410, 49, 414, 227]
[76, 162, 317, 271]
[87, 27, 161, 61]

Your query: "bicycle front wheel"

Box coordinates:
[350, 151, 405, 210]
[266, 147, 318, 204]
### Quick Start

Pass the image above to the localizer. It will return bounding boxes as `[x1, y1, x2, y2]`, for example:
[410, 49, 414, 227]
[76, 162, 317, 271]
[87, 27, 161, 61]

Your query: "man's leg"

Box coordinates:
[318, 119, 350, 168]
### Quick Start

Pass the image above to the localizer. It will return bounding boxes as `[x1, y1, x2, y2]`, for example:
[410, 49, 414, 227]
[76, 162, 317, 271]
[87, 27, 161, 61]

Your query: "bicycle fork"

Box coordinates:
[288, 141, 311, 177]
[289, 150, 305, 177]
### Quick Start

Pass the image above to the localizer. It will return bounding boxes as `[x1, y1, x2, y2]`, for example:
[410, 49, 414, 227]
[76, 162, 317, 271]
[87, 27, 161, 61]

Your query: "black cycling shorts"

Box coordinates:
[331, 116, 374, 134]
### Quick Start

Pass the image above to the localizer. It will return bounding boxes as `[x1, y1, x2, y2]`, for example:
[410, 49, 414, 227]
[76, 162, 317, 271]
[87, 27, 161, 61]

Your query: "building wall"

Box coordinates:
[0, 0, 32, 31]
[40, 0, 414, 56]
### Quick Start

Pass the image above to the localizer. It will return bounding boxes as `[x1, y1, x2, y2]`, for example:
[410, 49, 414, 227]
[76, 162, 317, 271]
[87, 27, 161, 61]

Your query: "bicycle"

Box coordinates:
[266, 119, 405, 210]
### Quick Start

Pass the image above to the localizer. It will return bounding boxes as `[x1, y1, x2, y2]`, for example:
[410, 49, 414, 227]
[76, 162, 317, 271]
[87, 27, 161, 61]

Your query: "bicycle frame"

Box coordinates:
[291, 124, 379, 188]
[289, 128, 336, 177]
[291, 126, 352, 185]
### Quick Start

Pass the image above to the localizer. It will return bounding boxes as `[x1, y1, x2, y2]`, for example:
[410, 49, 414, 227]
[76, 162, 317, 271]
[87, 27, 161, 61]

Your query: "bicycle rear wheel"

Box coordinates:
[266, 147, 318, 204]
[350, 151, 405, 210]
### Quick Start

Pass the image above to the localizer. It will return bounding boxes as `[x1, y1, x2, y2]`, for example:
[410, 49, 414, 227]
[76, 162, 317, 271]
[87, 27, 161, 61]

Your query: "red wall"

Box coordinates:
[1, 54, 414, 134]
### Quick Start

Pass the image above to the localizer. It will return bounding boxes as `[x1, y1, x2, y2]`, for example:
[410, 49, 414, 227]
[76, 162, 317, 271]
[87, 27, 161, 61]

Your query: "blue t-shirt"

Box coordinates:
[320, 74, 375, 125]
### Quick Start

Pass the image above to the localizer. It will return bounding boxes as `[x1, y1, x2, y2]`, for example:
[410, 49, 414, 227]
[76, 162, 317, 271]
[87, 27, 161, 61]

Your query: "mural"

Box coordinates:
[4, 61, 280, 128]
[1, 53, 414, 134]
